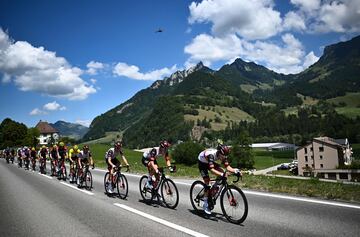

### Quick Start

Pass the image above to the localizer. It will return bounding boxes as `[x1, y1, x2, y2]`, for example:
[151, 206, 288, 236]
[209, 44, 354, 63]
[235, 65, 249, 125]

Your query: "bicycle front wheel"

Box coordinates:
[161, 178, 179, 209]
[189, 181, 206, 212]
[220, 185, 248, 224]
[139, 175, 152, 201]
[117, 174, 128, 199]
[104, 172, 110, 194]
[85, 170, 93, 190]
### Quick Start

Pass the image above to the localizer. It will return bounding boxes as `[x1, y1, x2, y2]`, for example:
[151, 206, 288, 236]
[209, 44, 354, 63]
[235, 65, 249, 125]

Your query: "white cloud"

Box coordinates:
[283, 11, 306, 31]
[303, 51, 319, 69]
[185, 34, 243, 67]
[75, 119, 91, 127]
[113, 63, 178, 81]
[0, 29, 96, 100]
[90, 78, 97, 84]
[289, 0, 360, 34]
[188, 0, 282, 40]
[86, 61, 104, 75]
[184, 32, 315, 74]
[291, 0, 320, 12]
[43, 101, 66, 111]
[29, 108, 47, 116]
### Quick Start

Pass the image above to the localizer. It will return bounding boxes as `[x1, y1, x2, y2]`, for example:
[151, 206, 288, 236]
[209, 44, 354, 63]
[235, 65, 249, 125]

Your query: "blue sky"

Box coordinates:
[1, 0, 359, 128]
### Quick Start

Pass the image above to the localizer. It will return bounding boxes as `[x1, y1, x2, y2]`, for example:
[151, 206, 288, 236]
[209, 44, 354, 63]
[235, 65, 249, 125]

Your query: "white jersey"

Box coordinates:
[198, 148, 219, 163]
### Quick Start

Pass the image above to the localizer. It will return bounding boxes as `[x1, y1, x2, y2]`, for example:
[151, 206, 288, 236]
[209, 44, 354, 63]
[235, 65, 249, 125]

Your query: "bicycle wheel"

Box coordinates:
[139, 175, 153, 201]
[116, 174, 128, 199]
[62, 166, 67, 181]
[104, 172, 110, 194]
[85, 170, 93, 190]
[160, 178, 179, 209]
[220, 185, 248, 224]
[189, 180, 207, 212]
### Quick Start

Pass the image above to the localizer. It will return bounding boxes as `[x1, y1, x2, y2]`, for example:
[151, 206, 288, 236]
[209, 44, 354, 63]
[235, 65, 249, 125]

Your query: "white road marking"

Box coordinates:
[244, 190, 360, 209]
[114, 203, 209, 237]
[39, 173, 53, 179]
[173, 181, 360, 209]
[60, 181, 94, 196]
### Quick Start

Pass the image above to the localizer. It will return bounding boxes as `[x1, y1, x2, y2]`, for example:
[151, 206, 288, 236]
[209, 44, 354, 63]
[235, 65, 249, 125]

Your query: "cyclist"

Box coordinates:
[10, 148, 15, 163]
[30, 147, 37, 171]
[198, 142, 241, 215]
[141, 140, 174, 189]
[22, 146, 30, 170]
[17, 147, 23, 167]
[38, 145, 48, 173]
[76, 145, 94, 186]
[68, 145, 81, 183]
[4, 147, 10, 163]
[57, 142, 67, 172]
[104, 141, 126, 193]
[50, 145, 60, 176]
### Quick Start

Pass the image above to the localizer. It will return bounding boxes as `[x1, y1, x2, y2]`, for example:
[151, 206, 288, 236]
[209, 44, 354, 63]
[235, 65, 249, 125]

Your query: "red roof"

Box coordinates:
[35, 121, 58, 134]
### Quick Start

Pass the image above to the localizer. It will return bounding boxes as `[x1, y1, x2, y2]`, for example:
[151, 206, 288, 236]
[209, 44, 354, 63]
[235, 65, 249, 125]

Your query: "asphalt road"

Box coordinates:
[1, 159, 359, 237]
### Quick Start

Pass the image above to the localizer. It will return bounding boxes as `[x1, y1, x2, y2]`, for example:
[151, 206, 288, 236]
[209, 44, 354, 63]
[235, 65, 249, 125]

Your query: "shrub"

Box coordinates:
[172, 141, 204, 166]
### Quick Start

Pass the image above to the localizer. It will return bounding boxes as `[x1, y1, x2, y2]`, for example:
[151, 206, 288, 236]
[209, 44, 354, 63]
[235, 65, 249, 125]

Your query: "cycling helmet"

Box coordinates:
[217, 144, 230, 156]
[160, 140, 170, 148]
[31, 147, 35, 151]
[59, 142, 64, 146]
[42, 145, 46, 149]
[83, 145, 89, 151]
[73, 145, 78, 150]
[149, 148, 157, 157]
[114, 141, 122, 149]
[53, 145, 57, 149]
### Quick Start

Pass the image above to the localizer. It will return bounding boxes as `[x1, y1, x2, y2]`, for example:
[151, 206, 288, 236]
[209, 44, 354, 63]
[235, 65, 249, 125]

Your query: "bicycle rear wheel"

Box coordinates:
[139, 175, 152, 201]
[85, 170, 93, 190]
[104, 172, 110, 194]
[161, 178, 179, 209]
[189, 181, 207, 212]
[220, 185, 248, 224]
[116, 174, 128, 199]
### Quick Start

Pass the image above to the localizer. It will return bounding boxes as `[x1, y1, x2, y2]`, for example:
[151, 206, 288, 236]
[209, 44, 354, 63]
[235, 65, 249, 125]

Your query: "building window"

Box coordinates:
[320, 155, 323, 160]
[319, 146, 324, 152]
[310, 147, 313, 152]
[305, 156, 308, 162]
[304, 148, 307, 154]
[305, 164, 309, 168]
[311, 164, 314, 168]
[320, 164, 323, 168]
[311, 155, 314, 160]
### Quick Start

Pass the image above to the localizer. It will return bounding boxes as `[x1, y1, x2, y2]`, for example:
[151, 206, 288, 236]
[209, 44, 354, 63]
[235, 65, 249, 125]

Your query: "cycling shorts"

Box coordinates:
[106, 158, 120, 171]
[198, 160, 220, 179]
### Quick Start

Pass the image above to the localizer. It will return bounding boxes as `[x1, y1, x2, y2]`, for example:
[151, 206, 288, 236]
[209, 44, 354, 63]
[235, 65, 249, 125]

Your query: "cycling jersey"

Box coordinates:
[198, 148, 229, 168]
[50, 149, 59, 159]
[80, 150, 92, 161]
[58, 146, 67, 158]
[104, 148, 123, 161]
[69, 148, 81, 158]
[30, 150, 37, 159]
[39, 148, 48, 158]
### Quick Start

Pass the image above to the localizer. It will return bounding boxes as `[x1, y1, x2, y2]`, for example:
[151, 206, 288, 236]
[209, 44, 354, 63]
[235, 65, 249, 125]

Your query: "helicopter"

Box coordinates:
[155, 28, 163, 33]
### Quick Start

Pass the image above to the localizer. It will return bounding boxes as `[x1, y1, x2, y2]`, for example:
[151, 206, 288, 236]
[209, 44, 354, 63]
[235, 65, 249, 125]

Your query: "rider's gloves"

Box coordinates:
[234, 168, 241, 177]
[92, 164, 95, 169]
[168, 166, 174, 173]
[221, 172, 227, 181]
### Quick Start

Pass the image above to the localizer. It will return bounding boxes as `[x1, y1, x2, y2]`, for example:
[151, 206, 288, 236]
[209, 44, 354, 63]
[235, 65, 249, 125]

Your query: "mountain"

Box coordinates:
[51, 121, 89, 140]
[254, 35, 360, 107]
[83, 35, 360, 147]
[216, 58, 289, 92]
[83, 62, 211, 141]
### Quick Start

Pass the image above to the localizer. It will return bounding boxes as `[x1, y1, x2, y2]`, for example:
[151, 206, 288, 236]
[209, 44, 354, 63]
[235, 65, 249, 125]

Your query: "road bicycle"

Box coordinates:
[139, 166, 179, 209]
[50, 158, 58, 176]
[189, 172, 248, 224]
[77, 163, 93, 190]
[39, 156, 47, 174]
[30, 157, 37, 171]
[57, 157, 67, 181]
[104, 166, 128, 199]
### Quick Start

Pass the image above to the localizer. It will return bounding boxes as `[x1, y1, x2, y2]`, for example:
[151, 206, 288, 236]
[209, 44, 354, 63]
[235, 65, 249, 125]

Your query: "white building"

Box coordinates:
[35, 120, 59, 145]
[251, 143, 297, 151]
